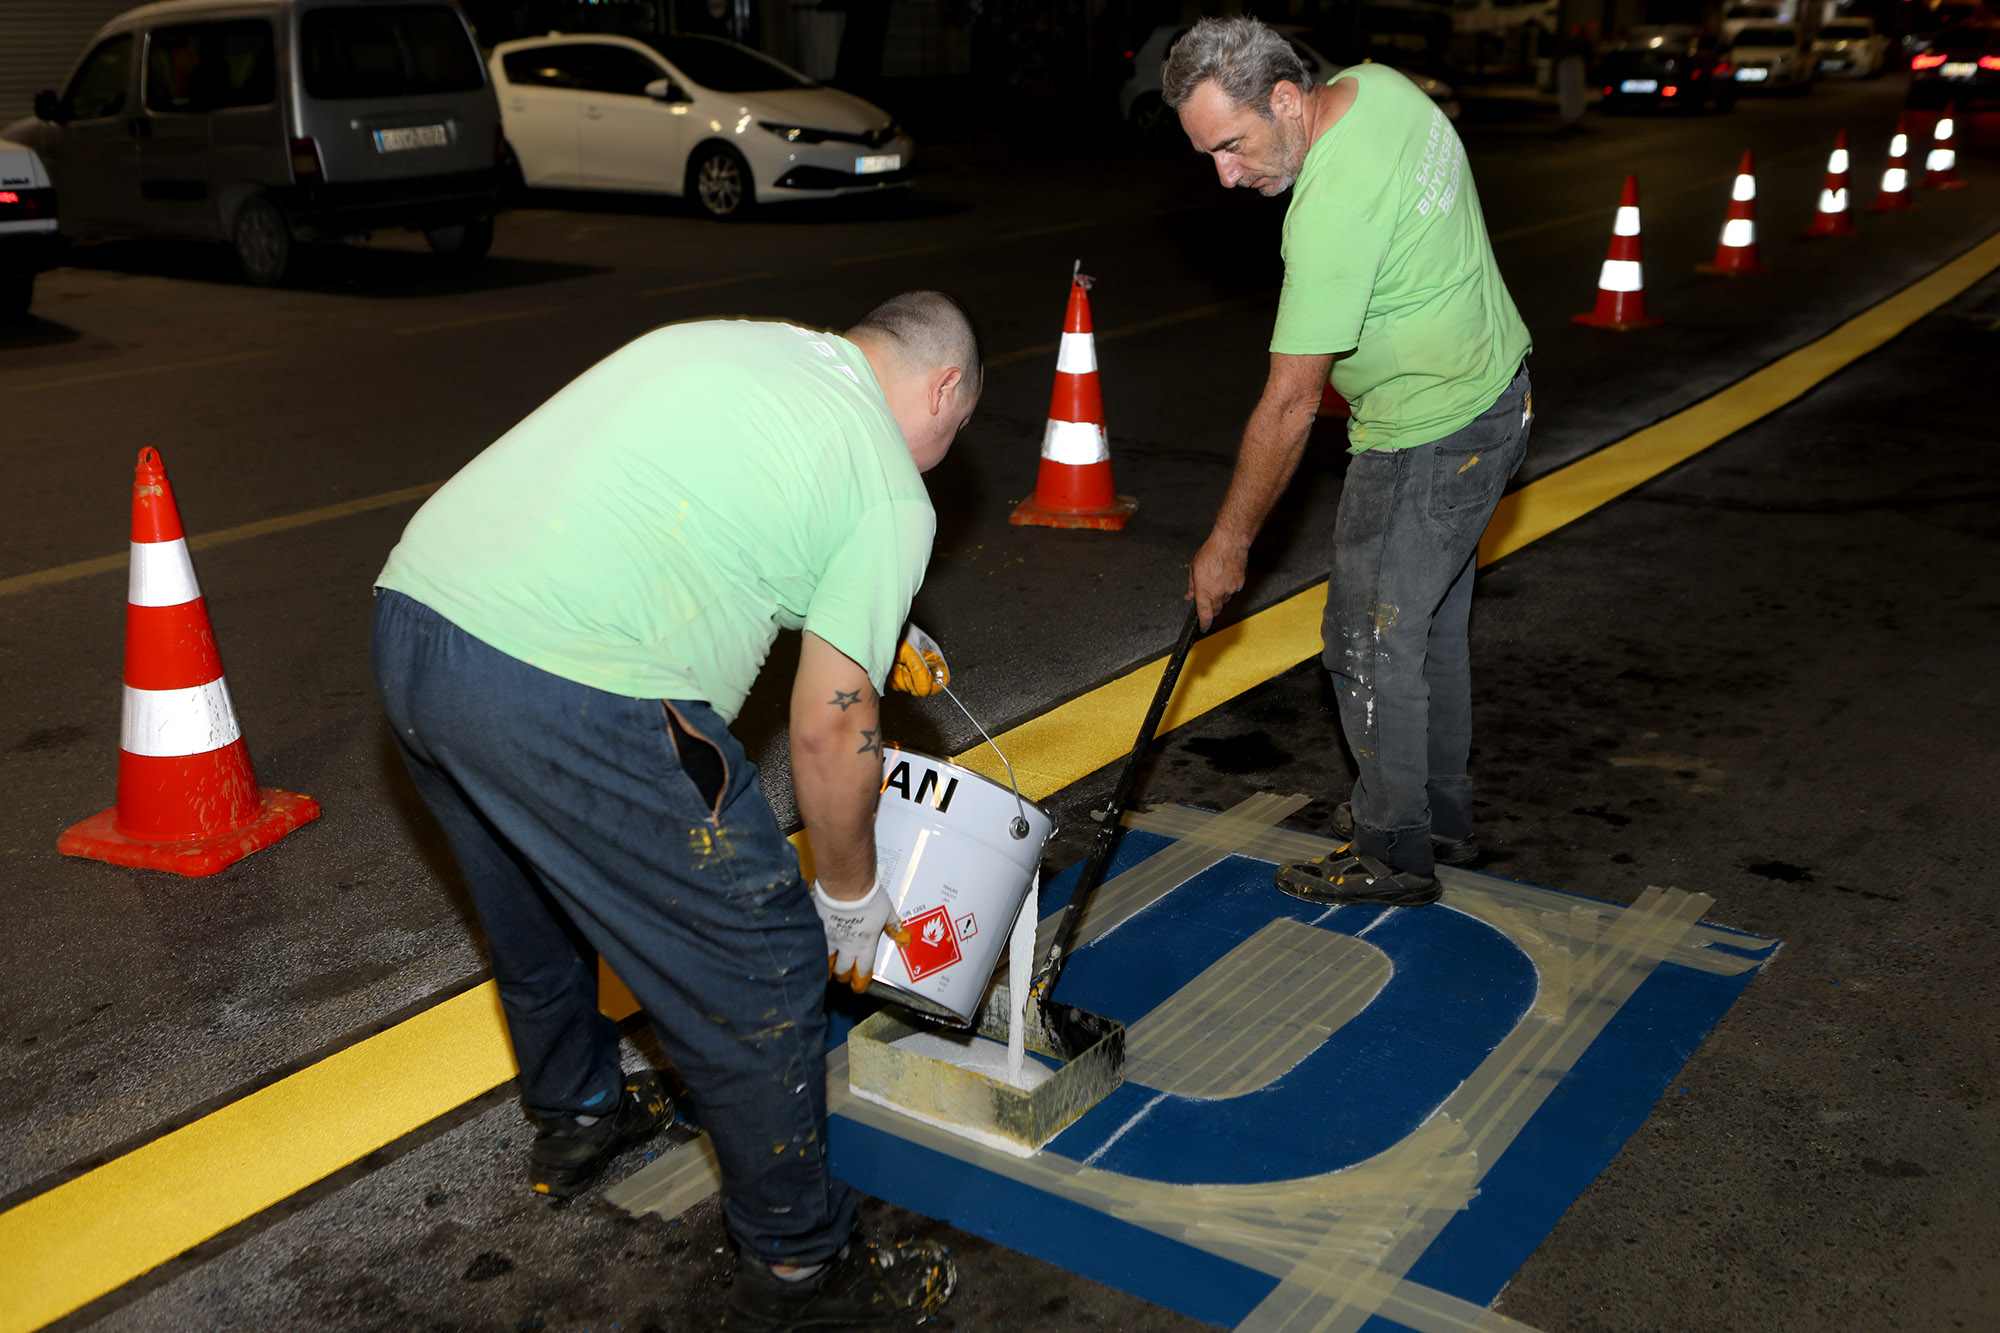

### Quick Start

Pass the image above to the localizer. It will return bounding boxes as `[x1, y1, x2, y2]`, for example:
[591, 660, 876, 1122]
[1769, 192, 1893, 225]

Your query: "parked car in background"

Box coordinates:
[0, 136, 59, 317]
[1119, 23, 1460, 146]
[1, 0, 503, 287]
[1814, 18, 1890, 76]
[1908, 25, 2000, 107]
[1595, 26, 1739, 113]
[1720, 2, 1783, 44]
[490, 33, 910, 220]
[1729, 22, 1817, 93]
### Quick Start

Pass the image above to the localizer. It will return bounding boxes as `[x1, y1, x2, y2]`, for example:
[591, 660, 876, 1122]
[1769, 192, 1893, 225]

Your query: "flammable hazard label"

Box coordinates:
[897, 905, 962, 981]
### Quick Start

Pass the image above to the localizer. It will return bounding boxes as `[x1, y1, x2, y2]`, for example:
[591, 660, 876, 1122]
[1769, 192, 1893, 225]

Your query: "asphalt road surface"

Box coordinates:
[1, 77, 1994, 1331]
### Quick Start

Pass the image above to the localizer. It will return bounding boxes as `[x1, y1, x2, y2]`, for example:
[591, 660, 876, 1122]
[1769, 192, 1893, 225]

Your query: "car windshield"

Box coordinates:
[639, 36, 812, 92]
[301, 5, 485, 99]
[1732, 28, 1797, 46]
[1821, 23, 1871, 38]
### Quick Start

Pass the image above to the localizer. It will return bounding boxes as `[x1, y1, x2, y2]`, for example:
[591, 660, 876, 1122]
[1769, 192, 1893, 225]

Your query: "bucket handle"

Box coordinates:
[940, 682, 1034, 840]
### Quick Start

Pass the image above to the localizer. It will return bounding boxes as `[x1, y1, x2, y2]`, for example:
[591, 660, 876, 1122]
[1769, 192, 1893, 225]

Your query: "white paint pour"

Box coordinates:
[1007, 874, 1037, 1087]
[885, 1030, 1058, 1091]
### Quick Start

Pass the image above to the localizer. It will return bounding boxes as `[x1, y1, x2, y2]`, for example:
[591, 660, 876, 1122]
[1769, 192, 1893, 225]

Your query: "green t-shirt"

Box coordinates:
[1270, 63, 1531, 452]
[377, 320, 934, 722]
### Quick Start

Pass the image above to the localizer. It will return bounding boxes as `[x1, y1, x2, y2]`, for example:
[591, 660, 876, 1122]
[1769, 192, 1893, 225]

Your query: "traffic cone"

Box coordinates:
[1923, 104, 1965, 189]
[1573, 175, 1663, 330]
[1803, 129, 1856, 238]
[1697, 149, 1769, 276]
[58, 448, 320, 876]
[1867, 115, 1919, 212]
[1008, 265, 1137, 530]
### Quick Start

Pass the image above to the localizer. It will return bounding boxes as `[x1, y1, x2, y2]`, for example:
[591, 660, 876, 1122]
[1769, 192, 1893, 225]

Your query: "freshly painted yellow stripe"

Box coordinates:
[0, 349, 279, 395]
[2, 229, 1995, 1333]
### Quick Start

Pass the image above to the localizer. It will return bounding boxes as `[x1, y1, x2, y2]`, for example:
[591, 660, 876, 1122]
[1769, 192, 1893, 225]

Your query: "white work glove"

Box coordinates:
[889, 623, 948, 697]
[812, 880, 911, 994]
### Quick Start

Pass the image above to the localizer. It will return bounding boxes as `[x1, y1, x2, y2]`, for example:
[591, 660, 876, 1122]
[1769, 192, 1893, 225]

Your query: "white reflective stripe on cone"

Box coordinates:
[1041, 417, 1109, 465]
[128, 537, 202, 608]
[121, 678, 241, 757]
[1883, 167, 1908, 192]
[1829, 148, 1849, 174]
[1890, 133, 1908, 156]
[1721, 217, 1756, 248]
[1937, 118, 1954, 139]
[1732, 174, 1756, 202]
[1613, 205, 1641, 237]
[1818, 187, 1848, 213]
[1927, 148, 1955, 171]
[1055, 332, 1097, 375]
[1598, 259, 1643, 293]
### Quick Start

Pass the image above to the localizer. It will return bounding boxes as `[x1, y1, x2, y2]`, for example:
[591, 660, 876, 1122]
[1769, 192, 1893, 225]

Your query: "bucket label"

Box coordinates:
[881, 760, 959, 813]
[897, 905, 962, 980]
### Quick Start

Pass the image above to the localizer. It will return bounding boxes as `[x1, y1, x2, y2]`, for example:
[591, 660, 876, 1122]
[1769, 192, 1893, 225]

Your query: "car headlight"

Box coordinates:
[759, 122, 831, 144]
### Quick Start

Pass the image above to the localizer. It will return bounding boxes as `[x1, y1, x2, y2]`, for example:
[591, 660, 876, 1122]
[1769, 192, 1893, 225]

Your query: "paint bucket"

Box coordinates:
[868, 745, 1053, 1024]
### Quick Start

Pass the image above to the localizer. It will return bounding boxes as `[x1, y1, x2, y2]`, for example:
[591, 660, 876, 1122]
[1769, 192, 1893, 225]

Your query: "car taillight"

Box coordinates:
[1662, 84, 1679, 96]
[289, 136, 323, 184]
[1912, 52, 1948, 69]
[0, 191, 15, 204]
[1981, 54, 2000, 70]
[0, 186, 54, 219]
[1715, 60, 1733, 74]
[1601, 84, 1613, 95]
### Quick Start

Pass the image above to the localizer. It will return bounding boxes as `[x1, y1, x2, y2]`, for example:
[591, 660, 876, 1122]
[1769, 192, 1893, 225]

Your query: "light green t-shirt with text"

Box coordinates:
[377, 320, 934, 722]
[1270, 63, 1531, 452]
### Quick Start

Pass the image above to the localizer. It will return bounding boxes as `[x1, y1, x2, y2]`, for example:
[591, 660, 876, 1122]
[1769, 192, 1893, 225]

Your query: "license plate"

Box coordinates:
[855, 154, 900, 174]
[373, 124, 448, 152]
[1942, 60, 1977, 77]
[1736, 67, 1768, 81]
[1619, 78, 1658, 93]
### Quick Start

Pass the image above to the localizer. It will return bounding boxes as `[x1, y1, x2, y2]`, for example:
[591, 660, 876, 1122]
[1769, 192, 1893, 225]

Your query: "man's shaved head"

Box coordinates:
[849, 291, 983, 401]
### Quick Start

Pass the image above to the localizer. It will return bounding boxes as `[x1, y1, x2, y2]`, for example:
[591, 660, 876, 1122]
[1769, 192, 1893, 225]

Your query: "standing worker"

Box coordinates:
[1164, 18, 1533, 906]
[370, 293, 977, 1330]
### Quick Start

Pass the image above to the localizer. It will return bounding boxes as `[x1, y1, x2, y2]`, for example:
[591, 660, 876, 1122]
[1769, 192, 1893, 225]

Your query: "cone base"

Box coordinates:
[1866, 198, 1918, 213]
[1572, 311, 1665, 331]
[59, 788, 321, 877]
[1695, 260, 1770, 276]
[1802, 220, 1856, 239]
[1922, 179, 1967, 191]
[1009, 494, 1138, 531]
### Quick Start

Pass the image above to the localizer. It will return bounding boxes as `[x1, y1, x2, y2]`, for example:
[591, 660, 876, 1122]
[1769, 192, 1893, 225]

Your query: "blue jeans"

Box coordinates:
[1323, 365, 1532, 876]
[370, 589, 855, 1264]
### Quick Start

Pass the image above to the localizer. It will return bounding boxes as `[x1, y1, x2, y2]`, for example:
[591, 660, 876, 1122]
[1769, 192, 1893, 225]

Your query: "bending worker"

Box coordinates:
[1164, 18, 1533, 906]
[370, 292, 975, 1330]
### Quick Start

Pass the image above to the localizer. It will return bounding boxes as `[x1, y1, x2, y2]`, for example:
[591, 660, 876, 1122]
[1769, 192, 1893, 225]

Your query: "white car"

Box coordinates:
[1118, 24, 1459, 144]
[1720, 1, 1783, 44]
[490, 33, 912, 219]
[0, 136, 58, 318]
[1813, 18, 1890, 77]
[1729, 22, 1817, 93]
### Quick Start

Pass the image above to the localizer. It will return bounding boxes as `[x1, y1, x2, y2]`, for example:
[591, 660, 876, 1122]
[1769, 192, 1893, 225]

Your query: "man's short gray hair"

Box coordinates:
[850, 290, 983, 399]
[1161, 16, 1310, 118]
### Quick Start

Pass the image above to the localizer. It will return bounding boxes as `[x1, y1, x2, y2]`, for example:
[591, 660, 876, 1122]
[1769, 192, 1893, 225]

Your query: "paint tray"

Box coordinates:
[847, 981, 1125, 1157]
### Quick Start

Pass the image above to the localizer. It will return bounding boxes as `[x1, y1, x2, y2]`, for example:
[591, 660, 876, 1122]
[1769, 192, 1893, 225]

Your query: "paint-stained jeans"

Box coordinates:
[370, 589, 855, 1264]
[1323, 365, 1532, 876]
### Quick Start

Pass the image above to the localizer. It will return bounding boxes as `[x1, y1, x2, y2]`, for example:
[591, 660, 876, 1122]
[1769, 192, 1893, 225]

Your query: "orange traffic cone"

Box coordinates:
[1573, 175, 1663, 330]
[1008, 265, 1137, 530]
[58, 449, 319, 876]
[1697, 150, 1769, 276]
[1803, 129, 1856, 238]
[1867, 115, 1919, 213]
[1923, 104, 1965, 189]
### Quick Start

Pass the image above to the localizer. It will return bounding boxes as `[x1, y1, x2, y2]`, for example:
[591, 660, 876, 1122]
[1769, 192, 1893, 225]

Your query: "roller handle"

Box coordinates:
[1030, 603, 1202, 1003]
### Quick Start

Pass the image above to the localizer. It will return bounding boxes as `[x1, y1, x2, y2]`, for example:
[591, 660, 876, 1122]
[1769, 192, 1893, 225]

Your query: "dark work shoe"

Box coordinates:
[1275, 849, 1441, 907]
[723, 1238, 958, 1331]
[1331, 801, 1481, 868]
[528, 1069, 673, 1198]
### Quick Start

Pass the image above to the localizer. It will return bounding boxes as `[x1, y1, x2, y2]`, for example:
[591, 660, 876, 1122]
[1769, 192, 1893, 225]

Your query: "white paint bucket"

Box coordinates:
[869, 746, 1054, 1024]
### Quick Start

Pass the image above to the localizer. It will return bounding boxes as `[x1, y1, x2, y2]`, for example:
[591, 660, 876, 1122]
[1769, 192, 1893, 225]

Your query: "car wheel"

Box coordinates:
[689, 145, 754, 221]
[425, 219, 494, 262]
[232, 195, 294, 287]
[1128, 91, 1176, 146]
[0, 270, 30, 319]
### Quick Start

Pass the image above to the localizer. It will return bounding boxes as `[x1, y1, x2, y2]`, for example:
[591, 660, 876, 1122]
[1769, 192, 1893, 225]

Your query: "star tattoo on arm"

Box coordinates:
[830, 689, 862, 711]
[857, 728, 883, 757]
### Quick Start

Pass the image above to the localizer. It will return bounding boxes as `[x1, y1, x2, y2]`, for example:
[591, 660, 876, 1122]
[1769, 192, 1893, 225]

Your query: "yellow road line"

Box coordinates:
[0, 483, 443, 600]
[637, 270, 774, 297]
[0, 349, 278, 394]
[830, 242, 951, 267]
[393, 304, 567, 337]
[1, 230, 1995, 1333]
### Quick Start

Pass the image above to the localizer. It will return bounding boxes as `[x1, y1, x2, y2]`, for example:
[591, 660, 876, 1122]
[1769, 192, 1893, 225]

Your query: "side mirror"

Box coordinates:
[34, 89, 63, 123]
[644, 78, 686, 102]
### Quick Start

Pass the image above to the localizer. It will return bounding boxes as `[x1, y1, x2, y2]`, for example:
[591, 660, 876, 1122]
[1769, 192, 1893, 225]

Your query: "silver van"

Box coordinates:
[2, 0, 503, 285]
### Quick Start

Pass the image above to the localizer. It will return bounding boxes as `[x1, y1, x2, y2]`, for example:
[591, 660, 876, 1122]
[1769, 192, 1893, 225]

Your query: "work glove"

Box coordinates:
[812, 880, 912, 993]
[889, 623, 948, 697]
